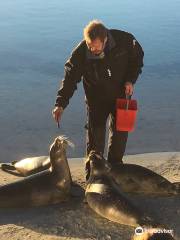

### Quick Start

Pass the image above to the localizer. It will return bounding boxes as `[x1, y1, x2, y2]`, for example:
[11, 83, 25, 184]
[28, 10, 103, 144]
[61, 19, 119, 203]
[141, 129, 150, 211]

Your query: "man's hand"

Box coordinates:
[52, 106, 64, 126]
[124, 82, 134, 96]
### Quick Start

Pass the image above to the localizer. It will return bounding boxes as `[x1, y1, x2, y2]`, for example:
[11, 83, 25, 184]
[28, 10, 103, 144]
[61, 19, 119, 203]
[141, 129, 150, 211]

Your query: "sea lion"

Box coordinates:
[0, 136, 72, 208]
[108, 163, 180, 196]
[85, 151, 158, 227]
[0, 156, 50, 176]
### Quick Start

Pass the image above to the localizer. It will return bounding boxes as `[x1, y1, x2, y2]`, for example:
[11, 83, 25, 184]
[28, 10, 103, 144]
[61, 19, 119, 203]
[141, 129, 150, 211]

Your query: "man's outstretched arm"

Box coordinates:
[125, 34, 144, 85]
[55, 46, 84, 109]
[52, 43, 84, 124]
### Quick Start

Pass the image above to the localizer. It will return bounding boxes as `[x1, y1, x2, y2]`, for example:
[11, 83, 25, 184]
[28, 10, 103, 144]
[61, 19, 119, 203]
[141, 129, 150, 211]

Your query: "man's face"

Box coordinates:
[86, 37, 107, 56]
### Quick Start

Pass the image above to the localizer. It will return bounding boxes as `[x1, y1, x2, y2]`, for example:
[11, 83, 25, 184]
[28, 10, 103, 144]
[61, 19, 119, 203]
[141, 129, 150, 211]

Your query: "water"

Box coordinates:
[0, 0, 180, 162]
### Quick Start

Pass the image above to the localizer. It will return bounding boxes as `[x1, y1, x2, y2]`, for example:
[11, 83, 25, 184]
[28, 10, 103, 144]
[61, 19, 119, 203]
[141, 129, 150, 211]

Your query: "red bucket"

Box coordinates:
[116, 97, 138, 132]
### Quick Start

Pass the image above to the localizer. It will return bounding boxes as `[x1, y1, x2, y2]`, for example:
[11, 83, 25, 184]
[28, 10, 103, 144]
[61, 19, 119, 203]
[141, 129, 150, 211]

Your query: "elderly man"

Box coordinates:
[52, 20, 144, 180]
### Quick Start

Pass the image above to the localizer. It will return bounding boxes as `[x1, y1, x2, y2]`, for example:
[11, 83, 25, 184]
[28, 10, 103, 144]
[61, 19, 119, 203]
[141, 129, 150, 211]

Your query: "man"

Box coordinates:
[52, 20, 144, 180]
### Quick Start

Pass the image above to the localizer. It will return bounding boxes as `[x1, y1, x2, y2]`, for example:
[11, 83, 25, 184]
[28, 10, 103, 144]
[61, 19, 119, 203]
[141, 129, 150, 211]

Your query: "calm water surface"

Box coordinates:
[0, 0, 180, 161]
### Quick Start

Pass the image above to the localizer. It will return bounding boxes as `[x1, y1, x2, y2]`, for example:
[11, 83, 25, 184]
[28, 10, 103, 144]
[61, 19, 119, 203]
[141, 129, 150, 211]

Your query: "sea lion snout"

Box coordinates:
[88, 151, 107, 175]
[49, 136, 67, 159]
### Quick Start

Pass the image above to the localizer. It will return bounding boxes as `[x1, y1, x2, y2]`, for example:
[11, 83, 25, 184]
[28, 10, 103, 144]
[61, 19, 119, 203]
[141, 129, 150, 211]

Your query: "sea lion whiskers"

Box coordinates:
[57, 135, 75, 148]
[49, 136, 73, 164]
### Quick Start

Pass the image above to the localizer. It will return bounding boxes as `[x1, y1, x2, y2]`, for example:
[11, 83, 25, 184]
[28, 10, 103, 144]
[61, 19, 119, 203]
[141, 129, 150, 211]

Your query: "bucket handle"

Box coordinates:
[125, 94, 131, 110]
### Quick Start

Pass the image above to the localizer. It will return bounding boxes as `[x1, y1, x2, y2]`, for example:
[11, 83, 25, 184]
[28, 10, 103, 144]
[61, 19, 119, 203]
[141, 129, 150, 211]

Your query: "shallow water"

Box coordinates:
[0, 0, 180, 162]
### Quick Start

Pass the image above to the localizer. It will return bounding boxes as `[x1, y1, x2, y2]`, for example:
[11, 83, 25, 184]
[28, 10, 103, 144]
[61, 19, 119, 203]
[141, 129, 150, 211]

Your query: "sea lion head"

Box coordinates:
[88, 150, 109, 177]
[49, 135, 74, 169]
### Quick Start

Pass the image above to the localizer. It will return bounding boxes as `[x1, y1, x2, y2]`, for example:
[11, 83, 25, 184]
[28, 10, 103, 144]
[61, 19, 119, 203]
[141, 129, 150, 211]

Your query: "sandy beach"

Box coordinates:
[0, 152, 180, 240]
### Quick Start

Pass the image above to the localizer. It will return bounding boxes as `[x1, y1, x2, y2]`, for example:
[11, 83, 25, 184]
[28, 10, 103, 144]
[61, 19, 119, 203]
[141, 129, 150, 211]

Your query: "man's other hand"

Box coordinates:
[124, 82, 134, 96]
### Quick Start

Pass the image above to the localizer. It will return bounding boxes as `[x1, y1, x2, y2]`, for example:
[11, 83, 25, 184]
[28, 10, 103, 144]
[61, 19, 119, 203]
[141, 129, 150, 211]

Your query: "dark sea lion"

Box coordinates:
[0, 156, 50, 176]
[0, 136, 72, 208]
[108, 163, 180, 196]
[85, 151, 157, 227]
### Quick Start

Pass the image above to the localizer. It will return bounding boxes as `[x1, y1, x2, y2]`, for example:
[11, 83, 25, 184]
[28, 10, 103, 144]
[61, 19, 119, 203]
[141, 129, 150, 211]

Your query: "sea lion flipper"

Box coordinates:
[11, 160, 18, 165]
[0, 163, 23, 177]
[0, 163, 16, 171]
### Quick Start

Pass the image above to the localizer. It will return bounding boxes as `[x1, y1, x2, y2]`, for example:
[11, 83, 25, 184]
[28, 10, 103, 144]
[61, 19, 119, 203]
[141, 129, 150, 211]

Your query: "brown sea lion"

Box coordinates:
[85, 151, 158, 227]
[0, 156, 50, 176]
[108, 163, 180, 196]
[0, 136, 72, 207]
